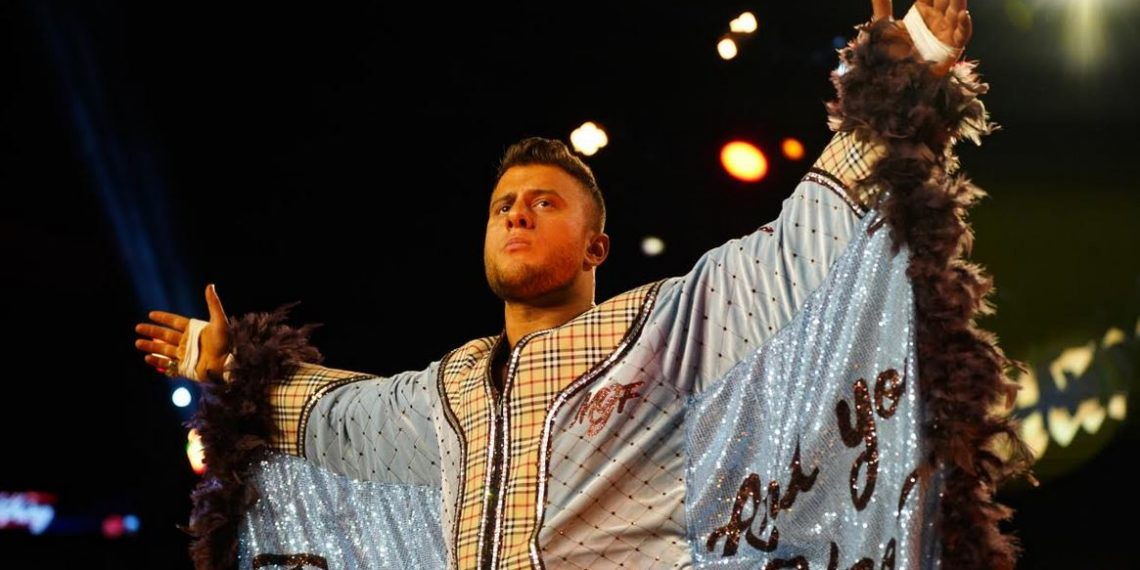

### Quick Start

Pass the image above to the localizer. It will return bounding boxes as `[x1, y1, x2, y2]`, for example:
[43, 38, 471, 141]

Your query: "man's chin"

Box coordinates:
[488, 274, 571, 305]
[485, 256, 578, 304]
[489, 279, 542, 303]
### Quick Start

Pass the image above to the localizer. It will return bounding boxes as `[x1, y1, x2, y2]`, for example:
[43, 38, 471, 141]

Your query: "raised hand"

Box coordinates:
[872, 0, 973, 76]
[913, 0, 972, 51]
[135, 283, 231, 382]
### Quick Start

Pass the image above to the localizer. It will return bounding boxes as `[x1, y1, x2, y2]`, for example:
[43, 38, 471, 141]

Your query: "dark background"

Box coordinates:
[3, 1, 1138, 568]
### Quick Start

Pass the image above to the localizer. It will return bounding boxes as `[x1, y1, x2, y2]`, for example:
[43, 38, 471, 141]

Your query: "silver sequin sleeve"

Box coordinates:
[238, 453, 447, 569]
[684, 208, 941, 568]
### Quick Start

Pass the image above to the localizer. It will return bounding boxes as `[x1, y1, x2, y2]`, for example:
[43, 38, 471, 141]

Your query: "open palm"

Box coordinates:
[135, 283, 230, 382]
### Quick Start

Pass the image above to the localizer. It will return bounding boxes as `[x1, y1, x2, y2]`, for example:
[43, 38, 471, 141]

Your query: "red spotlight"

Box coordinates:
[102, 515, 125, 539]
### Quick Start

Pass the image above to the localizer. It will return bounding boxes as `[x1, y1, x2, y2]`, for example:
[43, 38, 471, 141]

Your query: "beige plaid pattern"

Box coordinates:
[266, 362, 376, 456]
[439, 282, 660, 569]
[439, 336, 499, 570]
[808, 130, 887, 215]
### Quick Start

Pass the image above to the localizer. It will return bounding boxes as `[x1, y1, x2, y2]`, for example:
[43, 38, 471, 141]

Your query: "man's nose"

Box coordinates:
[507, 204, 533, 229]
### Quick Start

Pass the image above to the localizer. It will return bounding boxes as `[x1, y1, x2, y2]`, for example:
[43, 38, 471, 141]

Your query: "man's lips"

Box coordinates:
[504, 237, 530, 252]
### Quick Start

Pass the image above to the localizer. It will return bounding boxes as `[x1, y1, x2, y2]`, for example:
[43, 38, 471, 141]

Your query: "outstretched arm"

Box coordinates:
[821, 4, 1032, 569]
[135, 286, 445, 568]
[657, 0, 983, 392]
[134, 284, 437, 462]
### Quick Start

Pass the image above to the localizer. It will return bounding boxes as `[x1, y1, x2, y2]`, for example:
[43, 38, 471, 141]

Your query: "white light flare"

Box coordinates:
[729, 12, 758, 34]
[641, 236, 665, 257]
[717, 38, 738, 60]
[172, 387, 192, 408]
[570, 122, 608, 156]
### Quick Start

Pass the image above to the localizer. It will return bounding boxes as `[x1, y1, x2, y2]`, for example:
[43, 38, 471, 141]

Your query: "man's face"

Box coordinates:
[484, 164, 599, 303]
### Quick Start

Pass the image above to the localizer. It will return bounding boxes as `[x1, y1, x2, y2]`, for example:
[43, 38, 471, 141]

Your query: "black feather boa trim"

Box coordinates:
[183, 303, 322, 570]
[829, 19, 1034, 570]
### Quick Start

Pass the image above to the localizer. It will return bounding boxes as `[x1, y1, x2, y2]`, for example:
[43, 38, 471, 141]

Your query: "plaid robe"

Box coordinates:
[233, 130, 939, 569]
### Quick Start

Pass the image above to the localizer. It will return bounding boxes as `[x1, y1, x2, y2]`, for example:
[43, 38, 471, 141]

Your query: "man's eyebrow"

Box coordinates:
[516, 189, 561, 204]
[490, 188, 562, 207]
[490, 193, 514, 210]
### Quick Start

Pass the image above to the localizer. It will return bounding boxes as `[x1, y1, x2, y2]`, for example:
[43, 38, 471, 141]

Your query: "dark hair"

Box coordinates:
[497, 137, 607, 231]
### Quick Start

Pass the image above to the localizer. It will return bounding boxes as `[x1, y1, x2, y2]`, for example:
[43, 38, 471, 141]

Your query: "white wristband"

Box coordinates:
[903, 5, 959, 64]
[178, 318, 208, 381]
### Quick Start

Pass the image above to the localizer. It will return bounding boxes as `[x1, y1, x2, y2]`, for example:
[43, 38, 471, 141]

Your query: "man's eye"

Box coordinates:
[535, 199, 552, 208]
[497, 205, 510, 214]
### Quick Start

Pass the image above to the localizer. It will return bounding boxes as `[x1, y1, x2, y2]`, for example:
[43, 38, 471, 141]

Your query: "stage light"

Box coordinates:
[1108, 393, 1127, 420]
[1102, 327, 1125, 347]
[782, 138, 805, 161]
[1012, 321, 1134, 470]
[0, 492, 55, 534]
[187, 428, 206, 475]
[102, 514, 125, 539]
[570, 122, 608, 156]
[1021, 412, 1048, 459]
[1077, 399, 1107, 433]
[717, 38, 738, 61]
[720, 141, 768, 182]
[641, 236, 665, 257]
[1049, 342, 1094, 391]
[123, 514, 140, 533]
[1048, 406, 1082, 447]
[172, 386, 192, 408]
[1063, 0, 1107, 70]
[1016, 369, 1039, 408]
[729, 12, 757, 34]
[1004, 0, 1034, 30]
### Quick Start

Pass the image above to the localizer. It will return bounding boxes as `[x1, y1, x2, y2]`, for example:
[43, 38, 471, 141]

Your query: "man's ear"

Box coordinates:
[584, 233, 610, 269]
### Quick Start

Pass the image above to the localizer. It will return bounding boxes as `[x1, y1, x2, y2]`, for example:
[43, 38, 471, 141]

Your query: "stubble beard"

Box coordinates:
[485, 250, 580, 305]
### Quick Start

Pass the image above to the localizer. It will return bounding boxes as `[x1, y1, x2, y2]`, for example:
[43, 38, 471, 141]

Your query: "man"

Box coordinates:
[135, 1, 1029, 568]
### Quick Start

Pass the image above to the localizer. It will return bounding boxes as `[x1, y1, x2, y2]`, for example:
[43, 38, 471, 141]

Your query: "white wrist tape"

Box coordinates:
[222, 353, 234, 383]
[179, 318, 208, 381]
[904, 4, 959, 64]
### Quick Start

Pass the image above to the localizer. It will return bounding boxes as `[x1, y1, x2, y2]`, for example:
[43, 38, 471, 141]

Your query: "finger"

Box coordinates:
[957, 10, 972, 48]
[136, 323, 182, 345]
[149, 310, 189, 332]
[144, 353, 176, 371]
[933, 0, 949, 12]
[915, 0, 937, 20]
[205, 283, 227, 324]
[915, 2, 936, 24]
[931, 5, 955, 44]
[872, 0, 892, 21]
[949, 0, 962, 13]
[135, 338, 179, 359]
[914, 2, 954, 45]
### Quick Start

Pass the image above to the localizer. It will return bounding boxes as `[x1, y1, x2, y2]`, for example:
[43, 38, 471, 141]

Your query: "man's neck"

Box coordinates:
[502, 296, 594, 349]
